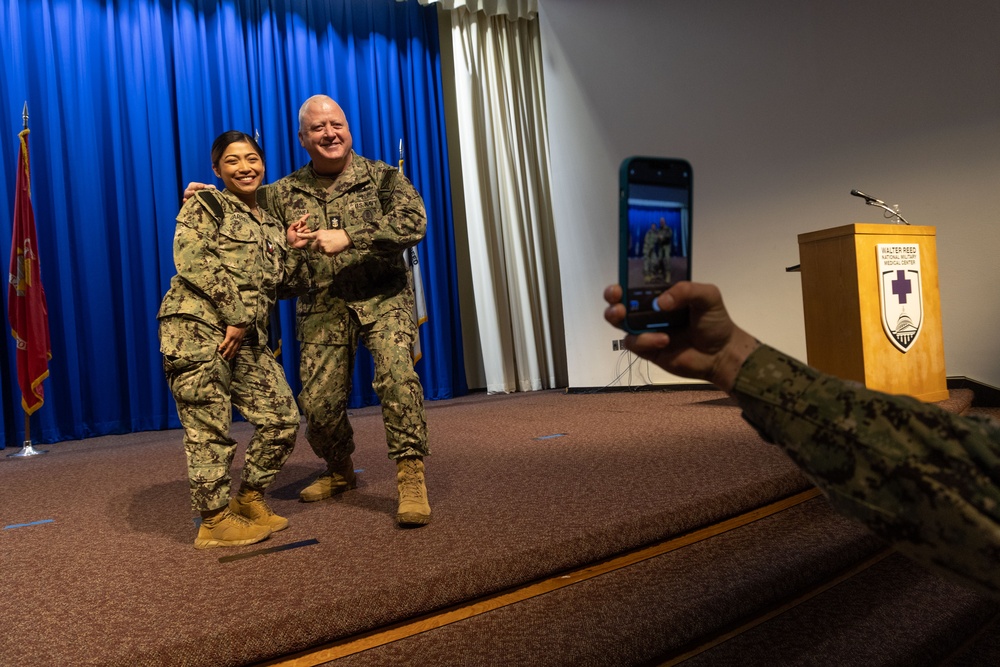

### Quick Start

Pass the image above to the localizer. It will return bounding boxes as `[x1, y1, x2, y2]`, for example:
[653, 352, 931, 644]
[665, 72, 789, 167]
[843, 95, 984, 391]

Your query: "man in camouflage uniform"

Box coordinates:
[265, 95, 431, 526]
[159, 131, 301, 548]
[642, 222, 659, 283]
[604, 280, 1000, 600]
[658, 218, 673, 282]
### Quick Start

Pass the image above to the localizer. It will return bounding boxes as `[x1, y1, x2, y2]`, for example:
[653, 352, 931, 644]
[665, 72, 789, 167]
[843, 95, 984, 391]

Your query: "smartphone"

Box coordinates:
[618, 156, 692, 334]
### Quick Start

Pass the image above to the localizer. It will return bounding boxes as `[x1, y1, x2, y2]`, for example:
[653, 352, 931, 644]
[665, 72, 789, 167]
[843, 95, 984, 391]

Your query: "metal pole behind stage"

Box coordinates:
[7, 412, 47, 458]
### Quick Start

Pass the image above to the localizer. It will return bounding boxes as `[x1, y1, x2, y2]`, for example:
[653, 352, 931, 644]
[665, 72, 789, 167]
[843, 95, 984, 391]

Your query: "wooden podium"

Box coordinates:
[797, 223, 948, 402]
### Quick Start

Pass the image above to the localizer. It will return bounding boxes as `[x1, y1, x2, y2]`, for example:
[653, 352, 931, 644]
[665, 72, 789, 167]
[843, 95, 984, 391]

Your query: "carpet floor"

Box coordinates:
[0, 388, 987, 666]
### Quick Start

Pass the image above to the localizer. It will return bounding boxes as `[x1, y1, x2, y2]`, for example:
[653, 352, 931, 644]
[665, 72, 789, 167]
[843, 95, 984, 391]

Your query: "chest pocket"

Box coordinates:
[216, 214, 259, 283]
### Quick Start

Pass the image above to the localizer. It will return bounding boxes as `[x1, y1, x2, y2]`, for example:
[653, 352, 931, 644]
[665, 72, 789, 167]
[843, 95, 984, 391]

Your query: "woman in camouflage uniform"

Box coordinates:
[158, 131, 308, 549]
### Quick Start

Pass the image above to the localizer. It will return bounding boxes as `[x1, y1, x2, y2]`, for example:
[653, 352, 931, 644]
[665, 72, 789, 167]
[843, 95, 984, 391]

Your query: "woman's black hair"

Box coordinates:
[210, 130, 264, 167]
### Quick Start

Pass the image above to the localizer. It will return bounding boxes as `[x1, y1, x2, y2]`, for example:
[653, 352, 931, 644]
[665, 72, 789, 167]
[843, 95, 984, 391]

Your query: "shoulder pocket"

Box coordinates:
[377, 168, 397, 215]
[196, 190, 254, 242]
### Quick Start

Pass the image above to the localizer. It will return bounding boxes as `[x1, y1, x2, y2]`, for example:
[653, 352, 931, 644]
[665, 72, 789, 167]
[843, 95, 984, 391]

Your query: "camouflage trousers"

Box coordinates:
[298, 310, 428, 467]
[164, 346, 299, 512]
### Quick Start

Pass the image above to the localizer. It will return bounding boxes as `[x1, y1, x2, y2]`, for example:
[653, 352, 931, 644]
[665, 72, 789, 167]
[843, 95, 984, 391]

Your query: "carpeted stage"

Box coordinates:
[2, 388, 998, 666]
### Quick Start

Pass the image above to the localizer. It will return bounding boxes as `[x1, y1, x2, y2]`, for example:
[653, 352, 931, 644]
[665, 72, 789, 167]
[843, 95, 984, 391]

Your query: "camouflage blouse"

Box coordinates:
[158, 189, 287, 358]
[263, 152, 426, 345]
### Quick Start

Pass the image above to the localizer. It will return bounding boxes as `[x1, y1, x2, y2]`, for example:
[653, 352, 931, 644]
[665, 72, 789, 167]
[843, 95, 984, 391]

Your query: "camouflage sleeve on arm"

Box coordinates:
[268, 177, 327, 293]
[732, 344, 1000, 598]
[277, 247, 313, 299]
[341, 171, 427, 262]
[173, 199, 249, 326]
[264, 203, 310, 299]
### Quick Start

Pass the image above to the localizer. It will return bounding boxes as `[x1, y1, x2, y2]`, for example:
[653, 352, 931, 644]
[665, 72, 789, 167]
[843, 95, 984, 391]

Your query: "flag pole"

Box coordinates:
[398, 138, 427, 364]
[8, 102, 47, 457]
[10, 411, 46, 457]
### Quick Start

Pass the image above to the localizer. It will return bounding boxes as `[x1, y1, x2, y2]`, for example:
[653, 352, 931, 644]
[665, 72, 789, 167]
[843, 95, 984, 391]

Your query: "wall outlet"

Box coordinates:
[612, 338, 625, 351]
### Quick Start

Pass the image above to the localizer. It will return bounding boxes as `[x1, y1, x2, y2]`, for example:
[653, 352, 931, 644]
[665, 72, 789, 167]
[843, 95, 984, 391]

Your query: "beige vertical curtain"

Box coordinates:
[415, 0, 537, 21]
[412, 0, 564, 393]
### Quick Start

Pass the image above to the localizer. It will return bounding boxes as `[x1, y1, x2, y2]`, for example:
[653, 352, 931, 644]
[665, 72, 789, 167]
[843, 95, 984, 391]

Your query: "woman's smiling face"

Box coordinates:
[212, 140, 264, 203]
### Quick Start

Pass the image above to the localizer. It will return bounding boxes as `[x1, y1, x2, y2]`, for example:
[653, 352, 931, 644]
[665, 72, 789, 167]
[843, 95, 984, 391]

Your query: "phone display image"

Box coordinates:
[619, 157, 692, 333]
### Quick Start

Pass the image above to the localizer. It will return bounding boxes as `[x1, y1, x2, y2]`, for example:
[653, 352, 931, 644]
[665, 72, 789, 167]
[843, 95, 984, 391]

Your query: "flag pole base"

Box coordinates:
[7, 440, 47, 457]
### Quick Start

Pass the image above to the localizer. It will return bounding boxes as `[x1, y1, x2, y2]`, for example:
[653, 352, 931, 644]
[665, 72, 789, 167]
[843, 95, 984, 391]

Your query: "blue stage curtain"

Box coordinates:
[0, 0, 467, 446]
[628, 205, 688, 260]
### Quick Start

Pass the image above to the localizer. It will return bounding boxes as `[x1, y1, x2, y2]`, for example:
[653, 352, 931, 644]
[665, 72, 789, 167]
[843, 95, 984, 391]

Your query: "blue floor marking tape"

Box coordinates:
[218, 538, 319, 564]
[4, 519, 55, 530]
[534, 433, 568, 440]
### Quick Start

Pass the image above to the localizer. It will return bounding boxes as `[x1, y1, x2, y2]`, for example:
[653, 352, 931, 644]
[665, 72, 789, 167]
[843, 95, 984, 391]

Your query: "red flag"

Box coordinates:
[8, 129, 51, 415]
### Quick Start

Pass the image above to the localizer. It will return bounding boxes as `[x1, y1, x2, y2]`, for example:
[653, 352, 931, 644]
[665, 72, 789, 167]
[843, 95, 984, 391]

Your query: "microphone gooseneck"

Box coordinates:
[849, 188, 909, 225]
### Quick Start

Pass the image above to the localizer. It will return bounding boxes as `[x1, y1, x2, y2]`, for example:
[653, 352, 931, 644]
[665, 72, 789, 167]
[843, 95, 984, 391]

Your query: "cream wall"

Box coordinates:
[538, 0, 1000, 389]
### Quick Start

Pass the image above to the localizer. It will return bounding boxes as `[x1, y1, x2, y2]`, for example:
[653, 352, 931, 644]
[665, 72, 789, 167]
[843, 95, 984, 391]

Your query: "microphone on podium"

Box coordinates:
[850, 188, 910, 225]
[850, 189, 885, 205]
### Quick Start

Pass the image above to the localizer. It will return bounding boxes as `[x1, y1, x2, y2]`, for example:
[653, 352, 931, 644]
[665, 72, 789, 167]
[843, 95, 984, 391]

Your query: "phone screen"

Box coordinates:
[619, 157, 692, 333]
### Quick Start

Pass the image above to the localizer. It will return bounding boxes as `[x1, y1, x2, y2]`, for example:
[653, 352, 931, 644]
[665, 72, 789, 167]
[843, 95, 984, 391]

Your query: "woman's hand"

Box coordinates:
[286, 214, 312, 249]
[218, 324, 248, 360]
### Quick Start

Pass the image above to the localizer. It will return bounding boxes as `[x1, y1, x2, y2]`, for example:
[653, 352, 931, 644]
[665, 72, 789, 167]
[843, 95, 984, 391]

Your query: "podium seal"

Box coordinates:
[876, 243, 923, 352]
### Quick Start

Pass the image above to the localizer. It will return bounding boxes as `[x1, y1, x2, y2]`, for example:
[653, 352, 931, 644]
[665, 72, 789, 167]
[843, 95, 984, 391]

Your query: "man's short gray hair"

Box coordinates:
[298, 95, 335, 134]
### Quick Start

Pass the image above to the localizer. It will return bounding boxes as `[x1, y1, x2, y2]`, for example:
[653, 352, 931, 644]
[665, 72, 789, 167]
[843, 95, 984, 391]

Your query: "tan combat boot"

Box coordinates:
[194, 507, 271, 549]
[396, 457, 431, 526]
[299, 456, 358, 502]
[230, 488, 289, 532]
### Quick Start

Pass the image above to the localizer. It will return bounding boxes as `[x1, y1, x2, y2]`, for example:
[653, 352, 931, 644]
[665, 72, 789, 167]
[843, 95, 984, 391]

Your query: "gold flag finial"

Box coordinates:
[22, 101, 28, 130]
[398, 138, 404, 176]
